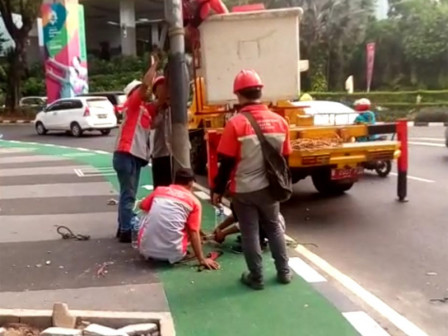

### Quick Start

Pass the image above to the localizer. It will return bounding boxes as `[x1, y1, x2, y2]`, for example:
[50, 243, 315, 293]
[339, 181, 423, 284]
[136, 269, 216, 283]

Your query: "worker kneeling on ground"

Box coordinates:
[214, 202, 286, 254]
[138, 168, 220, 270]
[211, 69, 292, 290]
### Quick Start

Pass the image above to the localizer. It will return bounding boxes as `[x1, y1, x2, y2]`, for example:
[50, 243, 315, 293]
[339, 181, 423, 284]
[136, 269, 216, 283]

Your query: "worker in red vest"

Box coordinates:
[212, 70, 292, 290]
[113, 56, 159, 243]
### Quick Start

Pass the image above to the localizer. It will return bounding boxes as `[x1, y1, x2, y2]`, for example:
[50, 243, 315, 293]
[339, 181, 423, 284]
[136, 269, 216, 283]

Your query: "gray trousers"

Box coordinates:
[233, 188, 289, 280]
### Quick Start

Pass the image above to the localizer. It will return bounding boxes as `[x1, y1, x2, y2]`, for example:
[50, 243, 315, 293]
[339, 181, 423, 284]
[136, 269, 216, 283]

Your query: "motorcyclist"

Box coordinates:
[353, 98, 377, 141]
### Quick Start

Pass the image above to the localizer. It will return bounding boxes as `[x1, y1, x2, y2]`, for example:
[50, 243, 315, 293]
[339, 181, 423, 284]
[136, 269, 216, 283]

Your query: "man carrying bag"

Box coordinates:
[211, 69, 293, 290]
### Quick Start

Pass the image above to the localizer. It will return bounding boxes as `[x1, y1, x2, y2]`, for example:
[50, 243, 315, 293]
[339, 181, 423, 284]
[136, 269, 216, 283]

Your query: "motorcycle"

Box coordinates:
[362, 134, 393, 178]
[363, 160, 392, 178]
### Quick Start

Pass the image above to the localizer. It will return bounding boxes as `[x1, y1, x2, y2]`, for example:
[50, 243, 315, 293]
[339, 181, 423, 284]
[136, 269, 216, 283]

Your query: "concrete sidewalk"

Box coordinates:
[0, 140, 370, 336]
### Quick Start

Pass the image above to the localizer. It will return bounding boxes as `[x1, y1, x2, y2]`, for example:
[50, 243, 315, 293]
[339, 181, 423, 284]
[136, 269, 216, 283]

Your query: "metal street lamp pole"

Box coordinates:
[165, 0, 191, 172]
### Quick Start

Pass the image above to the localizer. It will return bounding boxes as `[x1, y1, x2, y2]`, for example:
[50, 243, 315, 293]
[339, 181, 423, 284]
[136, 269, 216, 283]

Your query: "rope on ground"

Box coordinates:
[56, 226, 90, 241]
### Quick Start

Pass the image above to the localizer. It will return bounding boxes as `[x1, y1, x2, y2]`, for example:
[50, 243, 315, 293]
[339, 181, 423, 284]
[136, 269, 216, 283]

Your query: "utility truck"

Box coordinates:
[186, 6, 401, 195]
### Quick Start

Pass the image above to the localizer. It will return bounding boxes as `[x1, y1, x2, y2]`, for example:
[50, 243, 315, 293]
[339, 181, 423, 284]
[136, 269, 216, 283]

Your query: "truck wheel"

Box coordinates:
[190, 131, 207, 175]
[312, 169, 354, 195]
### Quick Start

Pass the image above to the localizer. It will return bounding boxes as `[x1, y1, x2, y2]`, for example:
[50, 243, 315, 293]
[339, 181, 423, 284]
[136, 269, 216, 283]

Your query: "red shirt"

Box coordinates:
[217, 104, 291, 193]
[115, 89, 156, 161]
[138, 185, 202, 263]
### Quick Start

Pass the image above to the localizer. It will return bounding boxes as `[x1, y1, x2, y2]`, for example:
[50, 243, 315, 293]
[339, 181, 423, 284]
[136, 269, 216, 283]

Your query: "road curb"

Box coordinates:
[0, 119, 33, 124]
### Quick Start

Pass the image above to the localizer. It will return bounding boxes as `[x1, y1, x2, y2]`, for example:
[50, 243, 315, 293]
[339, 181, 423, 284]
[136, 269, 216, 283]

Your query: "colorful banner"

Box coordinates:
[366, 42, 376, 92]
[41, 0, 88, 103]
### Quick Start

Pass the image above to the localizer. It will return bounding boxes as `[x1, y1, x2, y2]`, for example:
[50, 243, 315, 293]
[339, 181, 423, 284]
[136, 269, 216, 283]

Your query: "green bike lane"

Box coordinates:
[0, 139, 359, 336]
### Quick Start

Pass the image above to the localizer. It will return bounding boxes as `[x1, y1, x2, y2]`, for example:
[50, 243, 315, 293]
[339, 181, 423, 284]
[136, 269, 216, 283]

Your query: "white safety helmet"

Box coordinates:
[124, 80, 142, 97]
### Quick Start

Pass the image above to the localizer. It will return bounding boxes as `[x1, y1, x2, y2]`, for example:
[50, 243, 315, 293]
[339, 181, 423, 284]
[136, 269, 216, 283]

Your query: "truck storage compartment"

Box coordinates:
[199, 8, 303, 104]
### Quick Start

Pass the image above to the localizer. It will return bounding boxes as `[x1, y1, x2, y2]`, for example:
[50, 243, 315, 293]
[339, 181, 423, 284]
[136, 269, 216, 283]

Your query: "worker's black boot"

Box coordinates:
[119, 230, 132, 243]
[277, 271, 293, 285]
[241, 272, 264, 290]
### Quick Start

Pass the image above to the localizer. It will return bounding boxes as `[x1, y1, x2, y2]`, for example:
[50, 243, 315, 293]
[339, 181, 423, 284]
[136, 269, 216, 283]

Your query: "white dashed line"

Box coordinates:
[390, 173, 435, 183]
[288, 257, 326, 283]
[408, 141, 445, 148]
[409, 137, 444, 142]
[44, 143, 56, 147]
[76, 147, 90, 151]
[94, 150, 110, 154]
[62, 153, 95, 157]
[295, 244, 429, 336]
[343, 311, 391, 336]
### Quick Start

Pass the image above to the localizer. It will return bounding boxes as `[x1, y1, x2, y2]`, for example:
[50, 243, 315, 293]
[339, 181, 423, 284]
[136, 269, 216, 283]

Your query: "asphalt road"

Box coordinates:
[1, 124, 447, 336]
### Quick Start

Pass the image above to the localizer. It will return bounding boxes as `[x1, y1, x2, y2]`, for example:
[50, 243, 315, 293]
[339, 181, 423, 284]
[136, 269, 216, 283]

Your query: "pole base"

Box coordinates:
[397, 197, 409, 203]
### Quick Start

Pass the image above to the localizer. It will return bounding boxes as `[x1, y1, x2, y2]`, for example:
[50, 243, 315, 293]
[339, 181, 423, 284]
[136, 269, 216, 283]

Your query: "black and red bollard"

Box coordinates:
[396, 119, 408, 202]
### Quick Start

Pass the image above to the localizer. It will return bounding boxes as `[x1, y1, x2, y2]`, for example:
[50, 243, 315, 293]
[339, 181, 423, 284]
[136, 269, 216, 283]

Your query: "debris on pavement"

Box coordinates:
[426, 271, 437, 276]
[56, 226, 90, 241]
[430, 297, 448, 304]
[46, 261, 52, 266]
[35, 264, 42, 268]
[83, 324, 127, 336]
[117, 323, 157, 336]
[96, 261, 114, 277]
[107, 199, 118, 206]
[53, 303, 76, 329]
[1, 323, 39, 336]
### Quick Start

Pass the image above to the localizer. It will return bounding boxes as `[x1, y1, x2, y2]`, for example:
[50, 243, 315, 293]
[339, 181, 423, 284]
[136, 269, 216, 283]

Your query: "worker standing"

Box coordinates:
[211, 69, 292, 290]
[113, 56, 159, 243]
[150, 73, 173, 188]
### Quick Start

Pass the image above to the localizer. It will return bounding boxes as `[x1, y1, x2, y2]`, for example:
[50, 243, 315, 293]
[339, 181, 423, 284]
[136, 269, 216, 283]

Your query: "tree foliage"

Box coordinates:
[0, 0, 41, 110]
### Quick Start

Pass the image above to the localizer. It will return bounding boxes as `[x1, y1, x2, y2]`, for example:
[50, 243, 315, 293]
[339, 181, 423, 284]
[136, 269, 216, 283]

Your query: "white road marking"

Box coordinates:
[94, 150, 110, 154]
[343, 311, 391, 336]
[409, 137, 444, 142]
[63, 153, 95, 157]
[194, 191, 210, 200]
[295, 244, 429, 336]
[408, 141, 445, 148]
[76, 147, 90, 151]
[390, 173, 435, 183]
[74, 169, 84, 177]
[288, 257, 327, 283]
[75, 167, 115, 177]
[44, 143, 55, 147]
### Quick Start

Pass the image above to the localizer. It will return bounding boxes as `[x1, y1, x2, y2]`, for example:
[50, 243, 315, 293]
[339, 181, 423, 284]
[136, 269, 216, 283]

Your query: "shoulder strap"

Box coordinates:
[241, 112, 269, 145]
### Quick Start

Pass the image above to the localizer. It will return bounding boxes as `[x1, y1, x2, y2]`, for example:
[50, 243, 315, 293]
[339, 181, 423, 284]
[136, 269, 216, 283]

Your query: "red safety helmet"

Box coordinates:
[354, 98, 371, 112]
[233, 69, 264, 93]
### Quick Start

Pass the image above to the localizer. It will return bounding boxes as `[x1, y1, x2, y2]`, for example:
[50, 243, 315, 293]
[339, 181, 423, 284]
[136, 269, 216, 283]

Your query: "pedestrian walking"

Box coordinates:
[113, 55, 159, 243]
[211, 69, 292, 290]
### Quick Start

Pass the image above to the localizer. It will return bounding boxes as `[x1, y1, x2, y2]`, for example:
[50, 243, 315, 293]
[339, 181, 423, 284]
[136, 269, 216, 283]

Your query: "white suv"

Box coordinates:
[34, 97, 117, 137]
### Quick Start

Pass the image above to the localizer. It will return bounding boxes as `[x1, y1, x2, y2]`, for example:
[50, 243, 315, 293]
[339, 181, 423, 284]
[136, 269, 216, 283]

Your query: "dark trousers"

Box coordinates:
[152, 155, 173, 188]
[233, 188, 289, 280]
[113, 152, 147, 233]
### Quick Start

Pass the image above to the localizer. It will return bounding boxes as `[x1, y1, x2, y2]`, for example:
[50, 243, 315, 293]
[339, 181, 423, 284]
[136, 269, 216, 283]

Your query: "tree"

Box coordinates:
[0, 0, 41, 112]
